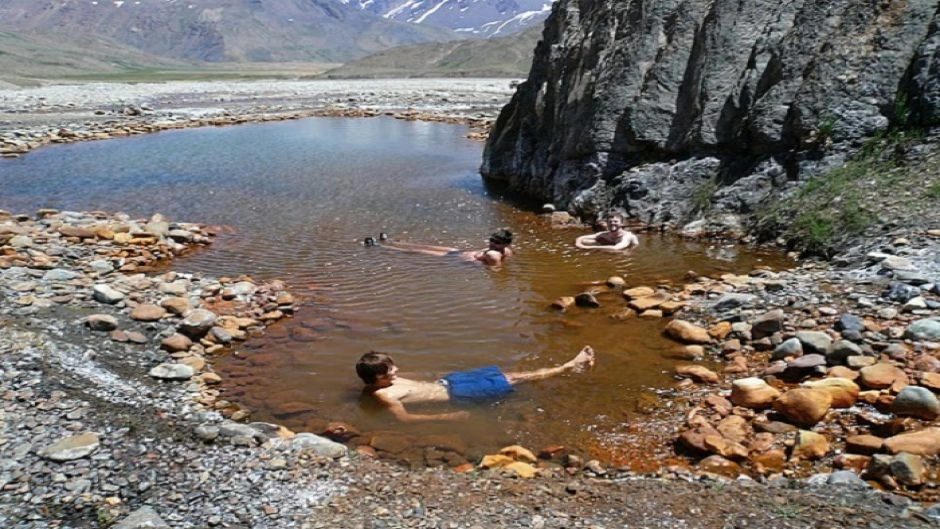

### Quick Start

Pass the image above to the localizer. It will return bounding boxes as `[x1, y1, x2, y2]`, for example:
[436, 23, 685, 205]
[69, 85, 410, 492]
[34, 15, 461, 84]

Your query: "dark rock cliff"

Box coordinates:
[481, 0, 940, 234]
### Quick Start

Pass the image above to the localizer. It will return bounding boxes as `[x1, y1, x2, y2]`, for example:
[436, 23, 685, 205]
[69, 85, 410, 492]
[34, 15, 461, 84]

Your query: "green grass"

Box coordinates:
[928, 181, 940, 199]
[690, 177, 719, 216]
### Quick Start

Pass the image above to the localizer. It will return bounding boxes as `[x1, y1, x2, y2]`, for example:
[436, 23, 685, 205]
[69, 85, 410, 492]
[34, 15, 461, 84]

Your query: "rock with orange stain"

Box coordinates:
[503, 461, 538, 478]
[537, 445, 566, 460]
[698, 455, 742, 478]
[833, 454, 871, 473]
[858, 363, 909, 389]
[622, 286, 655, 300]
[884, 428, 940, 456]
[452, 462, 474, 473]
[665, 320, 712, 344]
[678, 424, 722, 454]
[801, 377, 859, 408]
[730, 377, 780, 409]
[703, 435, 748, 460]
[499, 445, 537, 463]
[708, 321, 733, 340]
[791, 430, 829, 460]
[846, 434, 883, 455]
[751, 449, 786, 474]
[480, 454, 514, 469]
[675, 364, 719, 384]
[716, 415, 751, 443]
[724, 355, 748, 374]
[773, 388, 832, 427]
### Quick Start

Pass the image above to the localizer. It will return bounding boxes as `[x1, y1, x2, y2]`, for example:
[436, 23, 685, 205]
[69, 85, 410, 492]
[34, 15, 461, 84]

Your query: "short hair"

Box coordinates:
[606, 213, 624, 222]
[356, 352, 395, 385]
[489, 228, 513, 245]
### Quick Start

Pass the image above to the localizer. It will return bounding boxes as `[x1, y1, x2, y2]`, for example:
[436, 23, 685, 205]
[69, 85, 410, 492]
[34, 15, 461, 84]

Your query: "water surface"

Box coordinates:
[0, 117, 790, 463]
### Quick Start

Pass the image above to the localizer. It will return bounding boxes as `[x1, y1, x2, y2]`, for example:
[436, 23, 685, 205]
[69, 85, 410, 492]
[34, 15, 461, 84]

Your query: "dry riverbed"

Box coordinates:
[1, 80, 939, 528]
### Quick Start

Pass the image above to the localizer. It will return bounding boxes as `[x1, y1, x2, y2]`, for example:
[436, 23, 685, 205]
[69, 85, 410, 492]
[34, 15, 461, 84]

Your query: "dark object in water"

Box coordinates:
[364, 237, 376, 246]
[379, 232, 389, 241]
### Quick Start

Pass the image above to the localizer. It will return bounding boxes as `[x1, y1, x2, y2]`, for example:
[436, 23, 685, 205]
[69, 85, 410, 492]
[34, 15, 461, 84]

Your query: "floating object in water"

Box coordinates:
[364, 237, 376, 246]
[379, 232, 389, 241]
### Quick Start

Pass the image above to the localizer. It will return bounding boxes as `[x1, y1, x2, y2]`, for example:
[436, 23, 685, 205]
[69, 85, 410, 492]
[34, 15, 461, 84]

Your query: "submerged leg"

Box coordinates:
[504, 346, 595, 385]
[381, 241, 459, 256]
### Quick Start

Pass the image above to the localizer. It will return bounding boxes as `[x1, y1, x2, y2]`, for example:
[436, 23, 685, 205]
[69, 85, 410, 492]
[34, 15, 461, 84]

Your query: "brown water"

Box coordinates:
[0, 116, 791, 462]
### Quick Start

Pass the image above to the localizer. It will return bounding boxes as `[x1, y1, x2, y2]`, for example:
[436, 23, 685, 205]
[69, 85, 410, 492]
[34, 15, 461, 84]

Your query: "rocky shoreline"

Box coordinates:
[2, 80, 939, 527]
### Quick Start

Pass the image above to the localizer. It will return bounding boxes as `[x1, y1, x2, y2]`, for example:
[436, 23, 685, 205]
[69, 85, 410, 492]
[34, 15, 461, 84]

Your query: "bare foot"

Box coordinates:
[565, 346, 595, 372]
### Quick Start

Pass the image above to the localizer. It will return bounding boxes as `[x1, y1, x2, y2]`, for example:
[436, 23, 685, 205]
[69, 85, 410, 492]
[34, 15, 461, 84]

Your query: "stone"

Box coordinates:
[500, 445, 538, 463]
[773, 388, 832, 427]
[178, 308, 218, 338]
[884, 428, 940, 456]
[113, 506, 170, 529]
[606, 276, 626, 288]
[39, 432, 100, 462]
[716, 415, 750, 443]
[703, 435, 748, 460]
[149, 363, 195, 380]
[835, 314, 865, 333]
[905, 319, 940, 341]
[675, 364, 719, 384]
[792, 430, 829, 460]
[161, 333, 192, 352]
[827, 340, 862, 363]
[771, 337, 802, 360]
[713, 293, 757, 311]
[574, 292, 600, 308]
[130, 303, 167, 321]
[43, 268, 79, 281]
[708, 321, 733, 340]
[664, 320, 711, 344]
[751, 309, 785, 339]
[92, 284, 125, 304]
[729, 377, 780, 409]
[85, 314, 118, 331]
[801, 377, 859, 408]
[890, 453, 927, 487]
[697, 455, 741, 478]
[291, 433, 347, 458]
[824, 470, 869, 488]
[628, 294, 669, 311]
[794, 331, 832, 354]
[480, 454, 514, 468]
[160, 296, 192, 316]
[622, 286, 655, 299]
[891, 386, 940, 420]
[503, 461, 538, 478]
[845, 434, 883, 455]
[858, 363, 909, 389]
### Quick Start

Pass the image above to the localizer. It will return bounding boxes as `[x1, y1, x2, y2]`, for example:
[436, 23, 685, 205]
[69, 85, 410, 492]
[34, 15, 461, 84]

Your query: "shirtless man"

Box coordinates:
[356, 346, 595, 422]
[574, 213, 638, 251]
[378, 228, 514, 267]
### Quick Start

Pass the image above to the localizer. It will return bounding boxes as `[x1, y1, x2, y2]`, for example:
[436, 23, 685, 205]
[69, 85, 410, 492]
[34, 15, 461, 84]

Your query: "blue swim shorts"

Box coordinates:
[440, 365, 514, 401]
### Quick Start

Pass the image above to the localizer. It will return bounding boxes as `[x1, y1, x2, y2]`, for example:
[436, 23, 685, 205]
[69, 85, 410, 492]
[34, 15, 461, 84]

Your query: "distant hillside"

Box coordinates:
[339, 0, 554, 38]
[0, 30, 189, 85]
[322, 24, 540, 78]
[0, 0, 458, 63]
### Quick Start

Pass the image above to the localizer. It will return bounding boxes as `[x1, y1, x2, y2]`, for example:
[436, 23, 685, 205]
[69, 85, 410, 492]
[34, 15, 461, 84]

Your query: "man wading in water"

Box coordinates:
[574, 213, 639, 251]
[356, 347, 596, 422]
[365, 228, 514, 267]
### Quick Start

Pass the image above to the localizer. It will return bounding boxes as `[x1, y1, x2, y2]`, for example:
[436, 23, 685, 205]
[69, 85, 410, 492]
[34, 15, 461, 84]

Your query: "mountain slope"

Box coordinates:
[0, 0, 458, 63]
[340, 0, 553, 37]
[322, 23, 540, 77]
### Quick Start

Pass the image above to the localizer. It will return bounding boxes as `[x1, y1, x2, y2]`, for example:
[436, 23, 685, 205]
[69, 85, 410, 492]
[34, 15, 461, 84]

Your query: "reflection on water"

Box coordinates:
[0, 117, 792, 461]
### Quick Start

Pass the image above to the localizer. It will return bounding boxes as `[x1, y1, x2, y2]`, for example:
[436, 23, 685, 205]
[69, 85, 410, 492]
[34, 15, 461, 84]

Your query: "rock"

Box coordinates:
[678, 424, 722, 454]
[551, 296, 575, 311]
[675, 364, 719, 384]
[178, 308, 218, 338]
[92, 284, 125, 304]
[884, 428, 940, 456]
[499, 445, 537, 463]
[38, 432, 100, 462]
[605, 276, 625, 288]
[623, 286, 655, 299]
[160, 296, 192, 316]
[824, 470, 869, 488]
[480, 454, 514, 468]
[161, 333, 192, 352]
[664, 320, 711, 344]
[773, 388, 832, 427]
[149, 363, 195, 380]
[574, 292, 600, 308]
[85, 314, 118, 331]
[835, 314, 866, 333]
[291, 433, 347, 458]
[794, 331, 832, 354]
[771, 337, 802, 360]
[891, 386, 940, 420]
[628, 294, 669, 311]
[703, 435, 748, 460]
[716, 415, 750, 443]
[43, 268, 79, 281]
[713, 293, 757, 311]
[884, 282, 920, 302]
[113, 506, 170, 529]
[846, 434, 884, 455]
[697, 455, 741, 478]
[801, 377, 859, 408]
[858, 363, 909, 389]
[890, 453, 927, 487]
[130, 303, 167, 321]
[751, 309, 785, 339]
[792, 430, 829, 460]
[503, 461, 538, 478]
[708, 321, 733, 340]
[905, 319, 940, 341]
[730, 377, 780, 409]
[827, 340, 862, 363]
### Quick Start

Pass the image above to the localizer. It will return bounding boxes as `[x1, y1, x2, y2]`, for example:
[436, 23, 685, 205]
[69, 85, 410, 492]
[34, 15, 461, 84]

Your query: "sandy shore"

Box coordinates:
[1, 79, 939, 528]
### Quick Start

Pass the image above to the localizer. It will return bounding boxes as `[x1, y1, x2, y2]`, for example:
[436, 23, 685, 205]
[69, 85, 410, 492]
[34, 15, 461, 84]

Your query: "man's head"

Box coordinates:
[488, 228, 513, 248]
[606, 213, 624, 232]
[356, 352, 398, 386]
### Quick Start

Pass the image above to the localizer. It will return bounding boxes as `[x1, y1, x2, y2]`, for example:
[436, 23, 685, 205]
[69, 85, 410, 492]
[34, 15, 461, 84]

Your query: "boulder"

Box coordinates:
[792, 430, 829, 460]
[729, 377, 780, 409]
[664, 320, 711, 344]
[883, 428, 940, 456]
[891, 386, 940, 420]
[858, 363, 909, 389]
[845, 434, 883, 455]
[751, 309, 785, 339]
[905, 319, 940, 341]
[801, 378, 859, 408]
[794, 331, 832, 354]
[178, 308, 218, 338]
[773, 388, 832, 427]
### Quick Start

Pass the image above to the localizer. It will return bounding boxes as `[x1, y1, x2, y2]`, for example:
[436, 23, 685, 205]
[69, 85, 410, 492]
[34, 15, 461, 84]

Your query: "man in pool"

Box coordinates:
[574, 213, 639, 251]
[376, 228, 514, 266]
[356, 346, 595, 422]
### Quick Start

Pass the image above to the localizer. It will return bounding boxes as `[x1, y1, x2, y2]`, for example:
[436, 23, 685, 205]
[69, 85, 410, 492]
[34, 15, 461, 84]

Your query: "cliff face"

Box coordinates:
[481, 0, 940, 232]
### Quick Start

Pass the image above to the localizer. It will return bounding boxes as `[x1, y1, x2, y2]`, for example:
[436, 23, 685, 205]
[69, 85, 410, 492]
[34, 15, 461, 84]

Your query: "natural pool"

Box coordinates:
[0, 117, 790, 464]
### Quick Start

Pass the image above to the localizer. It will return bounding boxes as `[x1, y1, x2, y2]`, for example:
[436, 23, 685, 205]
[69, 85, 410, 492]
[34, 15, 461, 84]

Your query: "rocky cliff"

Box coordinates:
[481, 0, 940, 237]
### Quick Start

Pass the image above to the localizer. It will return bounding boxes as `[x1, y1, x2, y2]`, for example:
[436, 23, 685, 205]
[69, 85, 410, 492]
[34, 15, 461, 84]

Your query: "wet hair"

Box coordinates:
[356, 352, 395, 385]
[488, 228, 513, 245]
[606, 213, 624, 222]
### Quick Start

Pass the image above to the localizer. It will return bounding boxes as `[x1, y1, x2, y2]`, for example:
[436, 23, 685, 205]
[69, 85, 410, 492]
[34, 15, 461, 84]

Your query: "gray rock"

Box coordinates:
[38, 432, 100, 462]
[794, 331, 832, 354]
[905, 318, 940, 340]
[713, 293, 757, 311]
[751, 309, 785, 340]
[826, 470, 869, 488]
[884, 282, 920, 302]
[834, 314, 865, 333]
[893, 270, 932, 285]
[827, 340, 862, 363]
[771, 337, 802, 360]
[178, 308, 218, 338]
[291, 433, 348, 458]
[85, 314, 118, 331]
[113, 506, 170, 529]
[891, 386, 940, 420]
[43, 268, 79, 281]
[93, 284, 125, 304]
[148, 363, 195, 381]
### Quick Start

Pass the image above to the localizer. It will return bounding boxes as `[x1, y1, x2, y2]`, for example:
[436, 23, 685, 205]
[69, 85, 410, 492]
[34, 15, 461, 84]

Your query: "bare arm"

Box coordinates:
[376, 394, 469, 423]
[574, 234, 599, 249]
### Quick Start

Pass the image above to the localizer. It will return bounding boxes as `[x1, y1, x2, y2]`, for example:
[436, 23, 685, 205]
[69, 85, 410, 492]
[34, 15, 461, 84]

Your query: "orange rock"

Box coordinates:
[827, 366, 859, 380]
[551, 296, 575, 311]
[858, 363, 909, 390]
[708, 321, 733, 340]
[730, 377, 780, 409]
[622, 286, 655, 300]
[480, 454, 514, 469]
[920, 372, 940, 391]
[629, 294, 670, 311]
[639, 309, 664, 319]
[791, 430, 829, 460]
[452, 462, 474, 473]
[675, 364, 720, 384]
[724, 356, 748, 374]
[659, 301, 686, 315]
[846, 434, 883, 455]
[664, 320, 712, 344]
[503, 461, 537, 478]
[773, 388, 832, 427]
[801, 377, 859, 408]
[751, 449, 786, 474]
[884, 428, 940, 456]
[499, 445, 537, 463]
[833, 454, 871, 473]
[704, 435, 748, 460]
[716, 415, 751, 443]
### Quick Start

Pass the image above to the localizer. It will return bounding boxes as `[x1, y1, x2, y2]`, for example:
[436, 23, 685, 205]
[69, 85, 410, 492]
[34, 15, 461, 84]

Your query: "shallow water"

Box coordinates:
[0, 117, 791, 462]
